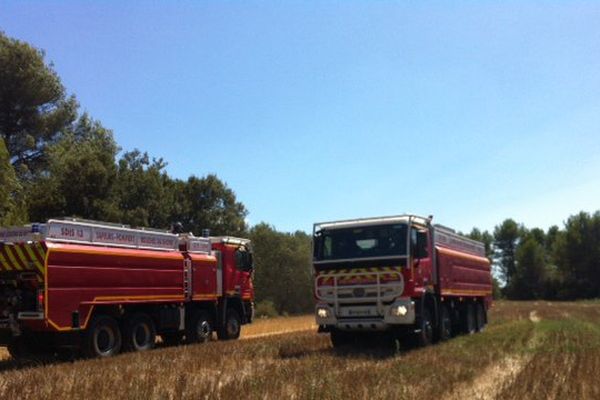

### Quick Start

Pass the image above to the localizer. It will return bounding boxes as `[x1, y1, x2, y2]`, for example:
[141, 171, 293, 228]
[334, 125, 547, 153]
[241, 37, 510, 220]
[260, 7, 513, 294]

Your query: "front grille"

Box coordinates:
[315, 268, 404, 305]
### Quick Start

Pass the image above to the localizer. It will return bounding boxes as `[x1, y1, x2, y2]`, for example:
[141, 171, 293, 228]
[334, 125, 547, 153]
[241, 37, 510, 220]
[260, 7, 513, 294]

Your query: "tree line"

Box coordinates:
[468, 213, 600, 301]
[1, 32, 598, 318]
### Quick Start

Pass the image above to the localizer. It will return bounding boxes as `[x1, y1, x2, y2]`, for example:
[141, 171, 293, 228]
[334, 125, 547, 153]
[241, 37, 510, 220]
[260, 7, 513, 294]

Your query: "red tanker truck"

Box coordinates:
[312, 215, 492, 348]
[0, 219, 254, 358]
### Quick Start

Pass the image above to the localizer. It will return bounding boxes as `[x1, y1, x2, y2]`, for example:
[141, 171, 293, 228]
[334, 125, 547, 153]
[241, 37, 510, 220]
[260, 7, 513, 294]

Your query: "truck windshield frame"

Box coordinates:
[314, 223, 409, 263]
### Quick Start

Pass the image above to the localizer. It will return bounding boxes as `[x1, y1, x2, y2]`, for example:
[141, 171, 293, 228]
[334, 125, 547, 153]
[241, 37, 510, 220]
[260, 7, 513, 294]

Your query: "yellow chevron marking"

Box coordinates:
[0, 251, 12, 271]
[36, 244, 47, 276]
[22, 245, 44, 274]
[3, 246, 23, 271]
[34, 242, 46, 258]
[13, 245, 34, 271]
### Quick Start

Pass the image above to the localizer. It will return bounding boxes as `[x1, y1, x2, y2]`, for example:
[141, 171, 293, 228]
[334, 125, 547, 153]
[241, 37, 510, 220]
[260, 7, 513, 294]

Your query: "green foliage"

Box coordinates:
[112, 150, 173, 228]
[254, 300, 279, 318]
[491, 276, 503, 300]
[484, 212, 600, 301]
[24, 123, 248, 235]
[250, 223, 313, 315]
[26, 115, 119, 222]
[0, 138, 26, 224]
[467, 227, 493, 259]
[545, 225, 560, 253]
[493, 219, 523, 286]
[0, 31, 77, 178]
[524, 227, 546, 247]
[508, 238, 547, 299]
[553, 211, 600, 299]
[174, 175, 248, 236]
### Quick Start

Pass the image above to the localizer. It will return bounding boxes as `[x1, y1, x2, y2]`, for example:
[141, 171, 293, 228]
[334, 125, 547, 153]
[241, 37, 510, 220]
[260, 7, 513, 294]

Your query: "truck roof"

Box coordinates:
[210, 236, 251, 246]
[433, 225, 486, 257]
[313, 214, 487, 258]
[1, 220, 253, 254]
[0, 219, 179, 251]
[314, 214, 431, 231]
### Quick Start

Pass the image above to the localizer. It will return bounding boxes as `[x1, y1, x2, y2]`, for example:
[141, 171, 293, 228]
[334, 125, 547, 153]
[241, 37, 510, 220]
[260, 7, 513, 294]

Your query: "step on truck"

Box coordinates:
[312, 215, 492, 348]
[0, 219, 254, 359]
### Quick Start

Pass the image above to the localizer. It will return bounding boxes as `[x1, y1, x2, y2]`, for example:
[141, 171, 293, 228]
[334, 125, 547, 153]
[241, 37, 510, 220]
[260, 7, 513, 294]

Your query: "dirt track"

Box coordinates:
[240, 315, 316, 339]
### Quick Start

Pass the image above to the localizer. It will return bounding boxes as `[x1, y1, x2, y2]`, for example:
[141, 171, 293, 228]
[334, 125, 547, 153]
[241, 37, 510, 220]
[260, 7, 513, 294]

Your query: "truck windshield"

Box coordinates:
[315, 224, 408, 261]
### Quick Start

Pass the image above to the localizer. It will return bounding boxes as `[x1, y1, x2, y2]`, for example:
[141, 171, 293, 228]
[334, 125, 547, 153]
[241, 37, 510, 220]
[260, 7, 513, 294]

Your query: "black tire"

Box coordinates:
[123, 313, 156, 352]
[463, 304, 476, 335]
[415, 306, 434, 347]
[217, 308, 241, 341]
[438, 304, 452, 341]
[330, 329, 354, 348]
[186, 310, 214, 344]
[161, 331, 184, 347]
[82, 315, 122, 358]
[475, 303, 486, 332]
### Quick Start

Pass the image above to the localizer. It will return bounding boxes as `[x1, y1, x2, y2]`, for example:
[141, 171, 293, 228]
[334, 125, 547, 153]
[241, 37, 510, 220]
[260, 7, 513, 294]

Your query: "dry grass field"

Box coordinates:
[0, 301, 599, 399]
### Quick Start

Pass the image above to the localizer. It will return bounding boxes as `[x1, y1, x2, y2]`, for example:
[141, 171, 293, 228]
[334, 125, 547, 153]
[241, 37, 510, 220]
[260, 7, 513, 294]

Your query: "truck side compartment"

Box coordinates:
[45, 242, 185, 331]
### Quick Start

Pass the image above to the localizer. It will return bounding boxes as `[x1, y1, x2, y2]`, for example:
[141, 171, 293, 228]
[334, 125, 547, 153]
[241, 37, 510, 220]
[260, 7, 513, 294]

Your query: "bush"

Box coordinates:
[255, 300, 279, 318]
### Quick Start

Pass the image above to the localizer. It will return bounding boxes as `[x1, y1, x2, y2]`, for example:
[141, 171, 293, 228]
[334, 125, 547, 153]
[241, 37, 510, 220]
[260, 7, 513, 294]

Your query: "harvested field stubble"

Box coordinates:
[0, 301, 599, 399]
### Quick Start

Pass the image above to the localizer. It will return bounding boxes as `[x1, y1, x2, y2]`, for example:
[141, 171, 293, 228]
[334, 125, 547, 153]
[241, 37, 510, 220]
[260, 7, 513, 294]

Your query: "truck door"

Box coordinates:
[411, 226, 433, 289]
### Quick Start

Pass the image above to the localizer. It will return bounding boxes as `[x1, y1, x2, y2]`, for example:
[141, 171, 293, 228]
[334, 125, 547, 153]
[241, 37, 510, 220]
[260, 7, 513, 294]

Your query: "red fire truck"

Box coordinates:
[312, 215, 492, 348]
[0, 219, 254, 358]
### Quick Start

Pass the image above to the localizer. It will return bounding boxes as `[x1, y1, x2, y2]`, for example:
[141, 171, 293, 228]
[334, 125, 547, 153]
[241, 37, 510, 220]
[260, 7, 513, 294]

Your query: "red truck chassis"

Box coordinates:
[0, 219, 254, 358]
[313, 215, 492, 347]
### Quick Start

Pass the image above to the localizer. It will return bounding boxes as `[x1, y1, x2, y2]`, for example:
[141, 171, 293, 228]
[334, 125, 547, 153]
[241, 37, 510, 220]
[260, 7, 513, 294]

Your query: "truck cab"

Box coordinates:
[209, 236, 255, 331]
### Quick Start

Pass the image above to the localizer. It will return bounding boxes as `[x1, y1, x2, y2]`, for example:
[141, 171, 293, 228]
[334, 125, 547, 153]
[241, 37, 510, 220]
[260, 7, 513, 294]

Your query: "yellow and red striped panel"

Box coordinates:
[0, 243, 46, 280]
[317, 266, 403, 285]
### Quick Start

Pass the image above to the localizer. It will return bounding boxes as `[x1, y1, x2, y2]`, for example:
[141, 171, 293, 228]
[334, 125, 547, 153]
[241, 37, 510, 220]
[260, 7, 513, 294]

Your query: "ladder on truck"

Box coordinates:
[172, 234, 213, 301]
[0, 219, 180, 251]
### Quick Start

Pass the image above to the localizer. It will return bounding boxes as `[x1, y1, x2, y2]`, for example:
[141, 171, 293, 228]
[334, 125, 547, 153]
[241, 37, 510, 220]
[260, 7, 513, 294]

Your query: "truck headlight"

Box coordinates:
[392, 305, 408, 317]
[317, 307, 329, 318]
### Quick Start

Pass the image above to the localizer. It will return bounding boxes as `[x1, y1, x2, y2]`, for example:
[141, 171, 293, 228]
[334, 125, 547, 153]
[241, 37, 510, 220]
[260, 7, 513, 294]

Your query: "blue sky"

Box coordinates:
[2, 2, 599, 234]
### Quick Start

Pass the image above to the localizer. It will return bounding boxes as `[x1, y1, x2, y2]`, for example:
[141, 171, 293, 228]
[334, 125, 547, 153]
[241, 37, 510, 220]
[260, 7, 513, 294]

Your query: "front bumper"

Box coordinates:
[315, 298, 416, 331]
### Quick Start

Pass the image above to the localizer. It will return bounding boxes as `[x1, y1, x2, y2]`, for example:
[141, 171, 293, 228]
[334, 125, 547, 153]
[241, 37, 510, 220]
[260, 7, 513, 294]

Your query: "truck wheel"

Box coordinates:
[217, 308, 241, 340]
[186, 310, 214, 343]
[462, 304, 476, 335]
[475, 303, 486, 332]
[82, 315, 122, 358]
[123, 313, 156, 352]
[438, 304, 452, 341]
[415, 306, 434, 347]
[330, 329, 354, 348]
